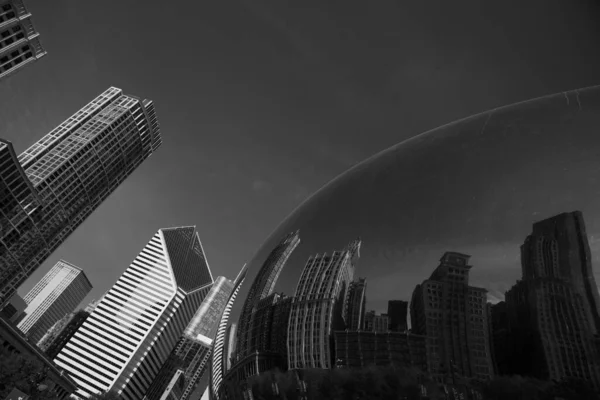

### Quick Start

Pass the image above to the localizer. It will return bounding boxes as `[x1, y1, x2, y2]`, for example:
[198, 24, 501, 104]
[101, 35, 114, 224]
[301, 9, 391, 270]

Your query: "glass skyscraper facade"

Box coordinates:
[53, 226, 214, 399]
[0, 0, 46, 81]
[0, 86, 162, 305]
[209, 264, 248, 400]
[17, 260, 92, 344]
[144, 276, 234, 400]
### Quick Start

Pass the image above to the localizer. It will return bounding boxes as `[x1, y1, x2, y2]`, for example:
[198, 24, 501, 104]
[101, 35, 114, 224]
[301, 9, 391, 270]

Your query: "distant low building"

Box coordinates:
[0, 294, 26, 323]
[0, 315, 77, 399]
[334, 330, 427, 372]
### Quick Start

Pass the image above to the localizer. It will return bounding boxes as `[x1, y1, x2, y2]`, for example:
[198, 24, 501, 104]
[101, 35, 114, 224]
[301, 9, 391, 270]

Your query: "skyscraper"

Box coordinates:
[287, 239, 361, 370]
[53, 226, 214, 399]
[209, 264, 248, 400]
[0, 86, 162, 305]
[235, 231, 300, 361]
[0, 0, 47, 81]
[410, 252, 494, 383]
[387, 300, 408, 332]
[504, 211, 600, 388]
[144, 276, 234, 400]
[17, 260, 92, 344]
[346, 278, 367, 331]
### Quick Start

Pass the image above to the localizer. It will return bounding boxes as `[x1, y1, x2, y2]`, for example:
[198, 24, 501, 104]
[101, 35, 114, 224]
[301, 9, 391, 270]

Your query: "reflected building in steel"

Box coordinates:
[505, 211, 600, 389]
[346, 278, 367, 331]
[287, 239, 361, 369]
[0, 86, 162, 305]
[54, 226, 213, 399]
[410, 252, 494, 382]
[235, 231, 300, 361]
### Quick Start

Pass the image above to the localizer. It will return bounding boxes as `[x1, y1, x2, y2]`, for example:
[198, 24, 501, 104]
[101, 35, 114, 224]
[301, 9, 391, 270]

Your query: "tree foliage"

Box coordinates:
[245, 365, 600, 400]
[87, 391, 122, 400]
[0, 344, 56, 399]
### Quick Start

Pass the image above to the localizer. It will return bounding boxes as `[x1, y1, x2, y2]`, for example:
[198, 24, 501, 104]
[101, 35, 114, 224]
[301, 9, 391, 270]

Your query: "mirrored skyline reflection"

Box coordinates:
[237, 85, 600, 315]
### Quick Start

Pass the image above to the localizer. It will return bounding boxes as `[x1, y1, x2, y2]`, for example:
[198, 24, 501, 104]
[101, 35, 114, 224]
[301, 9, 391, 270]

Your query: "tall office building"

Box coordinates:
[17, 260, 92, 344]
[0, 86, 162, 305]
[388, 300, 408, 332]
[144, 276, 234, 400]
[346, 278, 367, 331]
[504, 211, 600, 388]
[209, 264, 248, 400]
[235, 231, 300, 361]
[0, 0, 47, 81]
[287, 239, 361, 370]
[410, 252, 494, 383]
[53, 226, 214, 399]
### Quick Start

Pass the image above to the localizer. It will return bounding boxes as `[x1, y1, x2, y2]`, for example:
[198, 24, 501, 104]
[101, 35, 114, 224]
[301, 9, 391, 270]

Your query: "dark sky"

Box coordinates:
[2, 0, 600, 310]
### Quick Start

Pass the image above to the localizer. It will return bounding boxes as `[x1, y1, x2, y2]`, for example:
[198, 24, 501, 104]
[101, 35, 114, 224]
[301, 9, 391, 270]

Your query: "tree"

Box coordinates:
[87, 390, 122, 400]
[0, 345, 56, 400]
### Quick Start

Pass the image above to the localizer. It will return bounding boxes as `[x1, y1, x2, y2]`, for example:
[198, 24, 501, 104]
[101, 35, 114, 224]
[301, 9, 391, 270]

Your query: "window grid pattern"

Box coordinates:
[0, 0, 46, 81]
[1, 87, 163, 305]
[53, 227, 213, 399]
[287, 240, 359, 371]
[17, 260, 92, 344]
[0, 140, 45, 303]
[235, 231, 299, 361]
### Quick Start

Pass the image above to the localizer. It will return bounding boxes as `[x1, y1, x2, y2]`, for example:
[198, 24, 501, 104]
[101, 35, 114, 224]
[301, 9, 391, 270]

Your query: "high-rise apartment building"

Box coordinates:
[505, 211, 600, 388]
[17, 260, 92, 344]
[235, 231, 300, 361]
[0, 0, 47, 81]
[410, 252, 494, 383]
[388, 300, 408, 332]
[53, 226, 214, 399]
[287, 239, 361, 370]
[209, 264, 248, 400]
[0, 86, 162, 305]
[346, 278, 367, 331]
[144, 276, 234, 400]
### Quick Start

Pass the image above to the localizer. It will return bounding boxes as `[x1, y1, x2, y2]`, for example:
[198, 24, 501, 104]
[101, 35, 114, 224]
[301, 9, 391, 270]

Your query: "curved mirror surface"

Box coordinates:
[241, 85, 600, 316]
